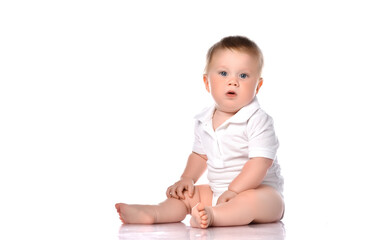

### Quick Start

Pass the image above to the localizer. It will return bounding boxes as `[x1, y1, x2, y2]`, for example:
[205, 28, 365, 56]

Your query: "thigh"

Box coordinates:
[236, 184, 284, 223]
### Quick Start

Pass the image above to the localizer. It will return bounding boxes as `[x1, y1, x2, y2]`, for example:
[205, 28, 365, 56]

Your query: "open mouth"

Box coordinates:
[226, 91, 237, 97]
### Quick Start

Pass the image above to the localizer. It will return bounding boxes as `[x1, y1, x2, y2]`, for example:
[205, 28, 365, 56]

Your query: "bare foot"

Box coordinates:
[115, 203, 156, 224]
[190, 203, 214, 228]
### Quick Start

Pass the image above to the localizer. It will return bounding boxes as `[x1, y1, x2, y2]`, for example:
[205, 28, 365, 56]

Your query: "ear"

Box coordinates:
[203, 74, 210, 93]
[256, 78, 263, 94]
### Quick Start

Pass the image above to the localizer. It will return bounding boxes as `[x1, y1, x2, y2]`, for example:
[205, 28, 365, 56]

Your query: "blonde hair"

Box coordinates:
[204, 36, 264, 74]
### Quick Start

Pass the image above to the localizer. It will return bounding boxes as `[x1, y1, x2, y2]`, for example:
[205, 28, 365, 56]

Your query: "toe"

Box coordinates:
[115, 203, 120, 212]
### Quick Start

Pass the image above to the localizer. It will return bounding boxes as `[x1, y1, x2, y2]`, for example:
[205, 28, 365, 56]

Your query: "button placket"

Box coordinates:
[214, 129, 225, 167]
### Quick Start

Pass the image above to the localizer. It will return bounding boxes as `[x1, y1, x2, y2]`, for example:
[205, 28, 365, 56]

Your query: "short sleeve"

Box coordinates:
[192, 120, 206, 155]
[247, 110, 279, 160]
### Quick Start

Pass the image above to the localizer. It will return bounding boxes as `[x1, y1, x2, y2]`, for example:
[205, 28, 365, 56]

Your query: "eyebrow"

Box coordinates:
[215, 66, 252, 72]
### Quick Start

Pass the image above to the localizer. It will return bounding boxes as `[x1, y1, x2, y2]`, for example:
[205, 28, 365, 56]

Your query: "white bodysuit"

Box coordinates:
[192, 97, 284, 206]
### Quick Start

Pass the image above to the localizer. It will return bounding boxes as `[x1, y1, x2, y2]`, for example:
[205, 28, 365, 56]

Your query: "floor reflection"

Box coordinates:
[118, 221, 285, 240]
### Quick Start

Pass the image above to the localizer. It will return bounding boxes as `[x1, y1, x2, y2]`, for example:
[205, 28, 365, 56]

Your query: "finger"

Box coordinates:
[168, 186, 178, 199]
[217, 196, 228, 205]
[176, 186, 185, 199]
[166, 186, 172, 198]
[170, 187, 179, 199]
[188, 184, 194, 198]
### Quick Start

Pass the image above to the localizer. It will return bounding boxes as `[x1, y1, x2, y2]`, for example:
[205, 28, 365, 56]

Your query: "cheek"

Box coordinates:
[211, 83, 223, 96]
[205, 83, 211, 93]
[246, 81, 258, 92]
[209, 84, 221, 98]
[207, 80, 216, 92]
[240, 83, 257, 98]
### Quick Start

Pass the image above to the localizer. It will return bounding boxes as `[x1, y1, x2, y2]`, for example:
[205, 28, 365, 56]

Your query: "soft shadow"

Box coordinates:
[119, 222, 285, 240]
[119, 222, 190, 239]
[189, 222, 285, 240]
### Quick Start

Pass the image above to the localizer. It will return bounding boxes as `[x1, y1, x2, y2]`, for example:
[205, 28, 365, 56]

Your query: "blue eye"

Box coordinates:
[239, 73, 248, 79]
[219, 71, 227, 77]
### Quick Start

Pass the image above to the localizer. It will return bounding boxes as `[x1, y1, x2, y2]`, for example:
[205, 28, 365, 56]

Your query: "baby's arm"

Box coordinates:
[166, 152, 207, 200]
[217, 157, 273, 204]
[229, 157, 273, 193]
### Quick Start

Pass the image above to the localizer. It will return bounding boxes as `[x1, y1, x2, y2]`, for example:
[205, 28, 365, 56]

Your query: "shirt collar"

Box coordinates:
[194, 97, 261, 124]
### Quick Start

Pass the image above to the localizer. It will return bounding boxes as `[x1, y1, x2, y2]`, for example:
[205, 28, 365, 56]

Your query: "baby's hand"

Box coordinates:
[166, 177, 194, 200]
[216, 190, 237, 205]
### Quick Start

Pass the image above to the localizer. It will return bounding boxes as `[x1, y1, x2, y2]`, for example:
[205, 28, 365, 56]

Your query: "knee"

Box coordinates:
[238, 189, 257, 197]
[237, 189, 259, 204]
[181, 190, 199, 214]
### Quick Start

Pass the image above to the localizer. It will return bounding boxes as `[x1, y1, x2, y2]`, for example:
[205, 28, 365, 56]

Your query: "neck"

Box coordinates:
[212, 109, 235, 131]
[214, 108, 236, 118]
[212, 108, 236, 130]
[214, 105, 238, 118]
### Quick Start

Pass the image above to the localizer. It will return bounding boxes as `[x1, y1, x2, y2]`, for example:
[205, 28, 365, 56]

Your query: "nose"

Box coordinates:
[228, 78, 239, 87]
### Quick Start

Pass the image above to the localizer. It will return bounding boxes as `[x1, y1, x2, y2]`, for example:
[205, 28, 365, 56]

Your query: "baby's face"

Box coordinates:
[204, 49, 263, 114]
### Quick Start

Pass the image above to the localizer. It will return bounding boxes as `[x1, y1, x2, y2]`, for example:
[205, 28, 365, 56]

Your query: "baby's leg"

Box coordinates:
[115, 185, 212, 224]
[115, 199, 186, 224]
[191, 185, 284, 228]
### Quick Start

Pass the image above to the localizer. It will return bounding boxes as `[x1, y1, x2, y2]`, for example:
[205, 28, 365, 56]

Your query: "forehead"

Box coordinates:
[210, 48, 259, 69]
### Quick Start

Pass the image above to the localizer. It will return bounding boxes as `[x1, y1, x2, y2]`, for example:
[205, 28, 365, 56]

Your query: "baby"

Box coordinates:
[115, 36, 284, 228]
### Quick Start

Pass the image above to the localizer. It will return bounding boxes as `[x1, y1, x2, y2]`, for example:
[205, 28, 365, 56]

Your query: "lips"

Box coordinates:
[226, 90, 237, 97]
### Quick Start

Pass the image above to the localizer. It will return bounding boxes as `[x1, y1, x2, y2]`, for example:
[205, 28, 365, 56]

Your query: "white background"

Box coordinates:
[1, 0, 365, 239]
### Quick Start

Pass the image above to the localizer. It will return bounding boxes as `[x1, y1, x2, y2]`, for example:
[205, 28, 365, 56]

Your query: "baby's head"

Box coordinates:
[204, 36, 263, 76]
[203, 36, 264, 113]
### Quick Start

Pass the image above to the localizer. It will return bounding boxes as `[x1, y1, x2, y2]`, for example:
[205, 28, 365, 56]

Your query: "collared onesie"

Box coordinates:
[192, 97, 284, 205]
